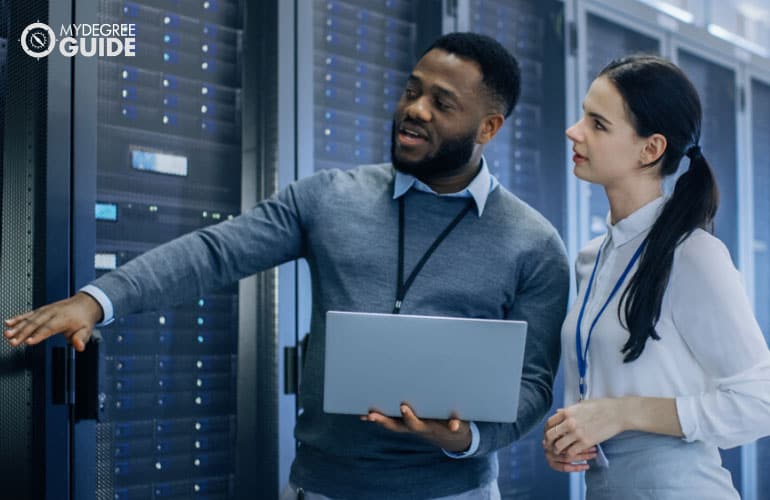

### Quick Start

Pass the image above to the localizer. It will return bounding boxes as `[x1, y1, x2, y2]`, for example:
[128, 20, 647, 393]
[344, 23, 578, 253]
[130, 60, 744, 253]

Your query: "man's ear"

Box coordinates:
[477, 114, 504, 144]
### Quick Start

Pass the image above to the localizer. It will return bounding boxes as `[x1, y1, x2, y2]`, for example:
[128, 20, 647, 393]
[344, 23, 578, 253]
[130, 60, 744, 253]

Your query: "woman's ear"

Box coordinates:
[477, 114, 504, 144]
[641, 133, 667, 166]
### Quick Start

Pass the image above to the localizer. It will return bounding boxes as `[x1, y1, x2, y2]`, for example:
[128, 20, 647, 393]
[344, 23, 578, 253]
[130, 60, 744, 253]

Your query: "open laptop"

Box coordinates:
[323, 311, 527, 423]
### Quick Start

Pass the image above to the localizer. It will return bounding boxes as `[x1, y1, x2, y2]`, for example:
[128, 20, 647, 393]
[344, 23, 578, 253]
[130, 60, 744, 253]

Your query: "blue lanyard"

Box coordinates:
[575, 238, 647, 400]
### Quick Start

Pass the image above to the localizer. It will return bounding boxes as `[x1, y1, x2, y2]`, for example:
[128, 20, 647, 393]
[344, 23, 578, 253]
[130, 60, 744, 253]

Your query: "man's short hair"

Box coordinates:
[424, 32, 521, 118]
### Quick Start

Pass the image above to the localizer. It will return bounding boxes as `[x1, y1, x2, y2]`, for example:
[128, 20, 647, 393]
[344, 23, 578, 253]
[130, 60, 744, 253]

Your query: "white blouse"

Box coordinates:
[561, 197, 770, 448]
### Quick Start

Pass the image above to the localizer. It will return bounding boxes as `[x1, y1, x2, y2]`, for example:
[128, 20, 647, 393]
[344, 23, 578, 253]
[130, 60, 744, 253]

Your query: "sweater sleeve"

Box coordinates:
[89, 173, 323, 318]
[474, 230, 570, 456]
[670, 232, 770, 449]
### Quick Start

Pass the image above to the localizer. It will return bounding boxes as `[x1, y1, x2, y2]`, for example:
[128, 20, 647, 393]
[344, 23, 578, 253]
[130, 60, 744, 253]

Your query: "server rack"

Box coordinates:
[470, 0, 566, 236]
[469, 1, 567, 498]
[309, 0, 421, 173]
[65, 1, 277, 498]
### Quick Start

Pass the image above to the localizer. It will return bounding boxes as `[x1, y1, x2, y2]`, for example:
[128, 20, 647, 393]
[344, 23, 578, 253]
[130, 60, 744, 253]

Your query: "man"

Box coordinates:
[5, 33, 569, 499]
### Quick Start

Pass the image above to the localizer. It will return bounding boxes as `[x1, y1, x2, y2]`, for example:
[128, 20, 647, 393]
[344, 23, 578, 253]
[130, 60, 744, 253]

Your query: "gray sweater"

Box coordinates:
[92, 164, 570, 499]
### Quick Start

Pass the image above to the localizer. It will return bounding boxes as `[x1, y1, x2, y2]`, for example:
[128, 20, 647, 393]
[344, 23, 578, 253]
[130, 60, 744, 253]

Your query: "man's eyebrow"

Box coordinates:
[433, 85, 460, 102]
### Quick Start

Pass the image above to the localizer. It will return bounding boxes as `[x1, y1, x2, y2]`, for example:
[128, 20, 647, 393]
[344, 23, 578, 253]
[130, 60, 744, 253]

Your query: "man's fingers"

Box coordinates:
[400, 404, 427, 433]
[366, 411, 408, 433]
[448, 418, 461, 433]
[4, 311, 35, 327]
[70, 327, 92, 353]
[5, 310, 56, 346]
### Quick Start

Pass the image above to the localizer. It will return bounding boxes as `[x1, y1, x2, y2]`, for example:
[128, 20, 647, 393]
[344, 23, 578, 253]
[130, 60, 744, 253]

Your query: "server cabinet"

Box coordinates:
[751, 76, 770, 500]
[66, 1, 279, 499]
[471, 0, 566, 236]
[0, 3, 43, 499]
[469, 1, 567, 498]
[87, 0, 243, 495]
[0, 1, 73, 499]
[309, 0, 425, 173]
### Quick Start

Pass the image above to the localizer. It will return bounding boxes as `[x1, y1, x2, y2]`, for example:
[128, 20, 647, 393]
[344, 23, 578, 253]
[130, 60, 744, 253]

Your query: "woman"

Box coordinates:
[543, 54, 770, 499]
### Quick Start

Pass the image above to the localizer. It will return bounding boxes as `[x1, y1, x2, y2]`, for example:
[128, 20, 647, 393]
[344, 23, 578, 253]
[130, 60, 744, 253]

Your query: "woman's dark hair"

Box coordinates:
[425, 32, 521, 118]
[599, 54, 719, 362]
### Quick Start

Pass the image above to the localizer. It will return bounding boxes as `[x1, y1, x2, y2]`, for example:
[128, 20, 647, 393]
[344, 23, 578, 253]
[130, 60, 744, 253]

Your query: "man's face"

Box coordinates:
[391, 49, 490, 178]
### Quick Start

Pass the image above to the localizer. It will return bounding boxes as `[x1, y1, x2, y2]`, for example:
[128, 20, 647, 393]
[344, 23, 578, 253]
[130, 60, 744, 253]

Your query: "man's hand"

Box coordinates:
[361, 403, 471, 453]
[3, 292, 104, 352]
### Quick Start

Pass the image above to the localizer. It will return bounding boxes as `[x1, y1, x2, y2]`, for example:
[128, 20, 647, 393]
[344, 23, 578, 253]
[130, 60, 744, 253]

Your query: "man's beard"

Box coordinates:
[390, 120, 476, 179]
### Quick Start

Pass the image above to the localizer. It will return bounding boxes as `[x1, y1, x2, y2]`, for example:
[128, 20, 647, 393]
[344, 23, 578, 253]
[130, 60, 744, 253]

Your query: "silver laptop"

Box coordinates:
[323, 311, 527, 423]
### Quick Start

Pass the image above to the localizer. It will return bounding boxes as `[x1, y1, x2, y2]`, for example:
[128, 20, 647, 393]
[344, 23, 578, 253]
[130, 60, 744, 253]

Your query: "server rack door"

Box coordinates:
[676, 50, 739, 262]
[70, 1, 251, 498]
[583, 13, 660, 241]
[0, 2, 44, 498]
[1, 1, 73, 498]
[675, 47, 741, 496]
[751, 77, 770, 500]
[469, 1, 567, 498]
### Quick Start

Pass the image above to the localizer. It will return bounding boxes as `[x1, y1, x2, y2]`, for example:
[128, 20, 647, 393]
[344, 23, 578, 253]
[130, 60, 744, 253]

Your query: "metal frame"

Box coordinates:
[70, 0, 98, 498]
[740, 64, 770, 500]
[275, 0, 302, 492]
[239, 0, 281, 497]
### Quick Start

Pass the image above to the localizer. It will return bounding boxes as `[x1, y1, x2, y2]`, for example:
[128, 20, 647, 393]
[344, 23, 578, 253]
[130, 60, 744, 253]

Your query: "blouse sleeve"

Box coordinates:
[670, 231, 770, 449]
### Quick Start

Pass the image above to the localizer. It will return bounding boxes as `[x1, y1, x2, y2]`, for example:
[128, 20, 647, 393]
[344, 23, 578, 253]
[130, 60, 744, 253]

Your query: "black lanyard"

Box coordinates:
[392, 196, 474, 314]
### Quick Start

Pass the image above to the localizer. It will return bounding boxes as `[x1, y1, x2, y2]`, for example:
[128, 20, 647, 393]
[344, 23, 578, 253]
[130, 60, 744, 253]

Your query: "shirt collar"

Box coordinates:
[392, 157, 498, 217]
[605, 196, 666, 247]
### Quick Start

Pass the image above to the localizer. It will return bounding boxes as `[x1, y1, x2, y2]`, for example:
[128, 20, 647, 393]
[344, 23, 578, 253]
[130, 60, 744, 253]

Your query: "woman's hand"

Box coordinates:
[362, 403, 471, 453]
[543, 398, 625, 458]
[543, 444, 597, 473]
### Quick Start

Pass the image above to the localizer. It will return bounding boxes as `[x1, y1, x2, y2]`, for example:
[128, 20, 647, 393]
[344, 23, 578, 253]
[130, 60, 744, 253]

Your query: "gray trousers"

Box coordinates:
[586, 431, 739, 500]
[278, 481, 501, 500]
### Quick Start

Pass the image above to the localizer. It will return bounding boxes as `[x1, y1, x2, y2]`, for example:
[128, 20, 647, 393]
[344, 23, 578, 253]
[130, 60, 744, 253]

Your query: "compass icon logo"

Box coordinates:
[20, 22, 56, 59]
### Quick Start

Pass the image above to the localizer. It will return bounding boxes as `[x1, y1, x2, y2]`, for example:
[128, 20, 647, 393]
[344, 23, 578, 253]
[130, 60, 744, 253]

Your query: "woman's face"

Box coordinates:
[566, 76, 648, 188]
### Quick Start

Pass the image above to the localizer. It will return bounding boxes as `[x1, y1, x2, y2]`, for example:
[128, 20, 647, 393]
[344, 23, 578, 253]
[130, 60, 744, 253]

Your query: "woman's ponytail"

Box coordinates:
[618, 144, 719, 362]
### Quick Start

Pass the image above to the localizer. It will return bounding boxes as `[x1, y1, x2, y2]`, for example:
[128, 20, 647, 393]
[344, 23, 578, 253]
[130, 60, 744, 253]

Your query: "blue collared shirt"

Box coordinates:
[393, 157, 498, 217]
